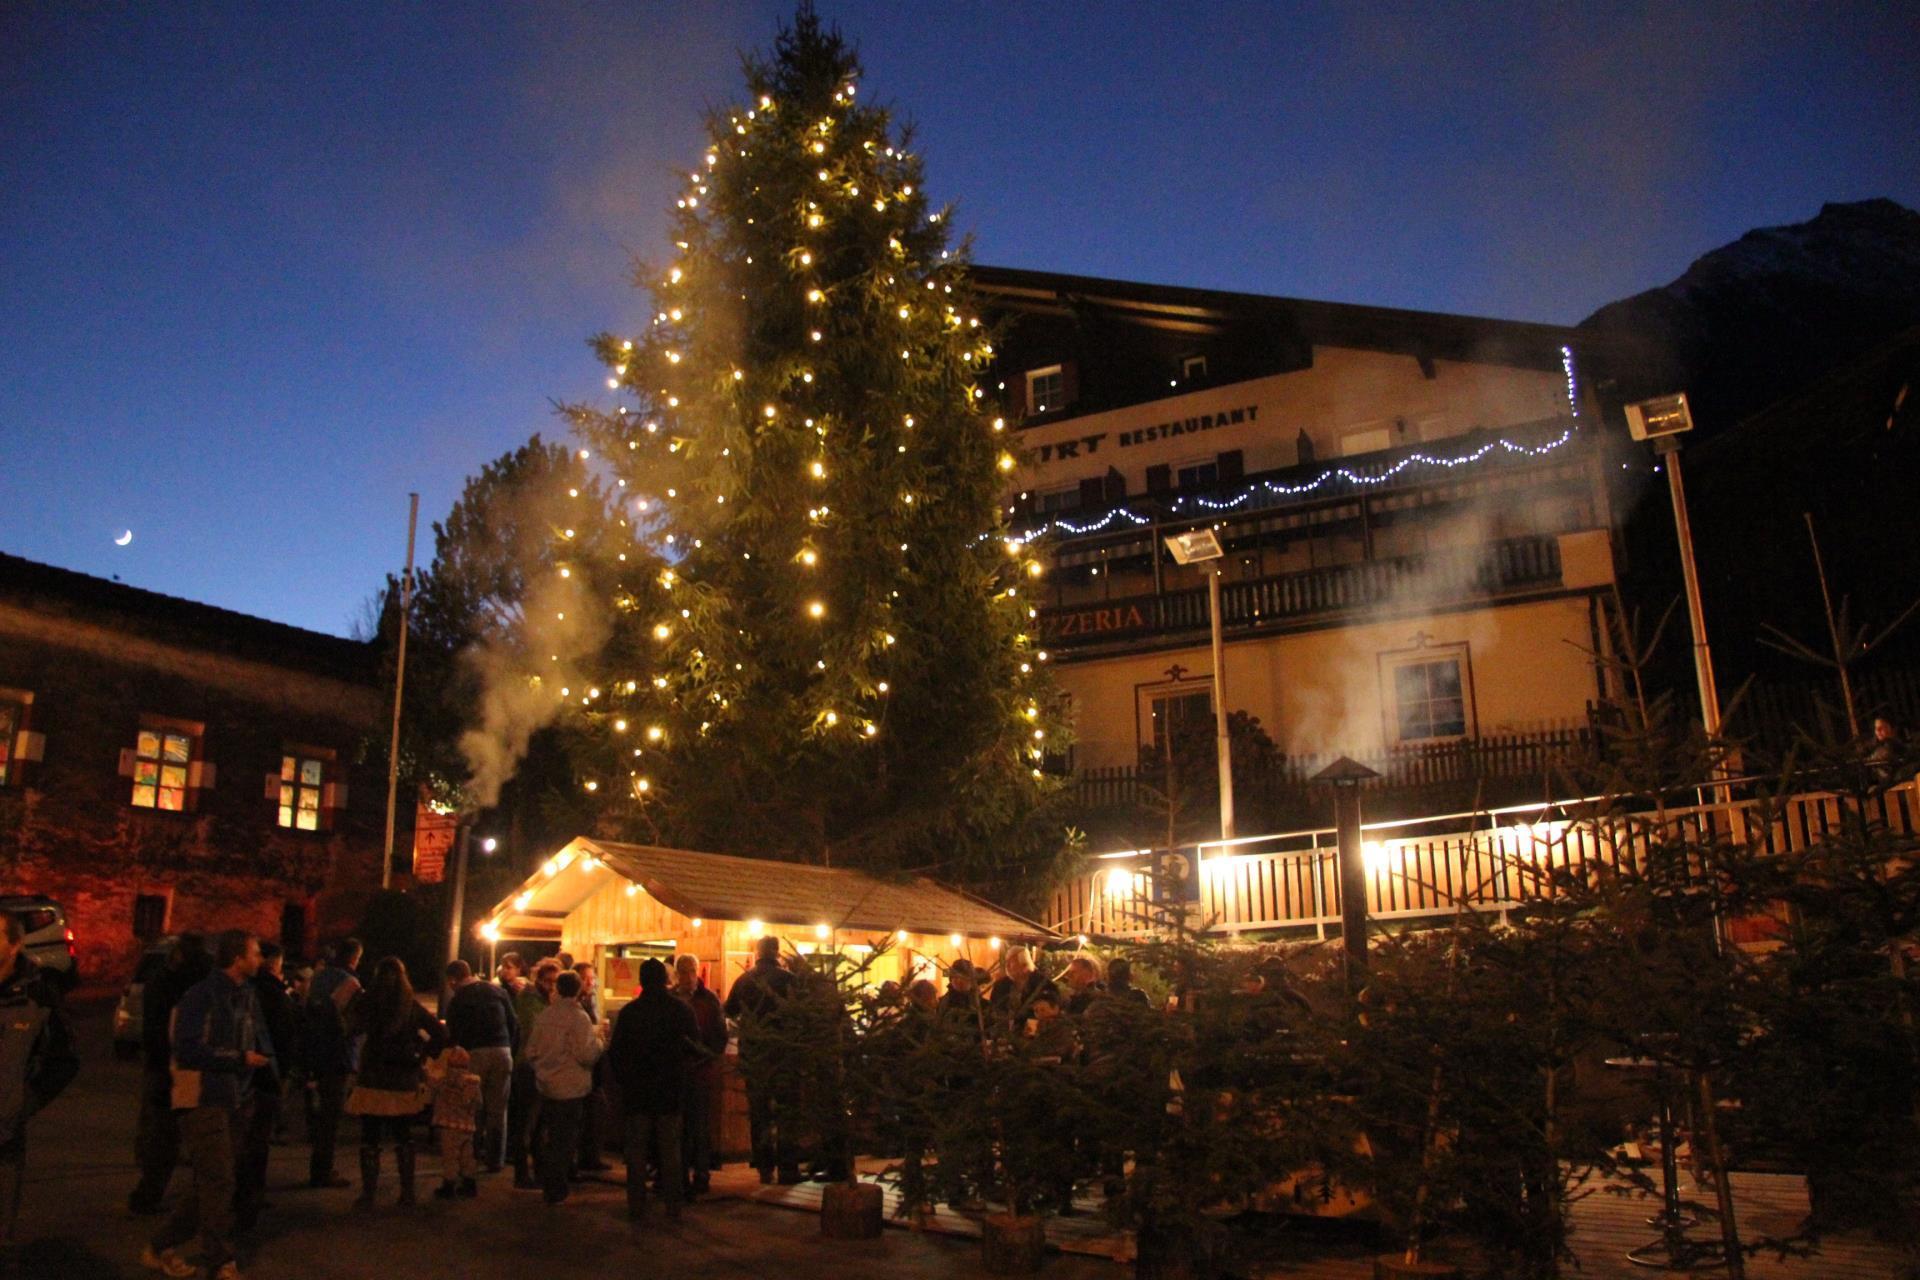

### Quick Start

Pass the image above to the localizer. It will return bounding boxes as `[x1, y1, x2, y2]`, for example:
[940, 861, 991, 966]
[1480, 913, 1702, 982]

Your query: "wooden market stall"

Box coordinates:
[480, 837, 1056, 1157]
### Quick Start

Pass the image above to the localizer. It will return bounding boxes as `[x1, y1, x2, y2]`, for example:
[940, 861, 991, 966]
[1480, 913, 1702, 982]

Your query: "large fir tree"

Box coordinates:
[557, 8, 1068, 884]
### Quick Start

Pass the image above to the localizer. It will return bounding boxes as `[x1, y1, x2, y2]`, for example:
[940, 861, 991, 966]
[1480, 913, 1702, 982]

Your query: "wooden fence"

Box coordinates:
[1048, 776, 1920, 939]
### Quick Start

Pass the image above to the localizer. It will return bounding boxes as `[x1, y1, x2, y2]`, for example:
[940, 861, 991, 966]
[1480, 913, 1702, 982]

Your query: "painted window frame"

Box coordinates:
[1378, 643, 1477, 745]
[130, 716, 202, 812]
[1026, 365, 1065, 415]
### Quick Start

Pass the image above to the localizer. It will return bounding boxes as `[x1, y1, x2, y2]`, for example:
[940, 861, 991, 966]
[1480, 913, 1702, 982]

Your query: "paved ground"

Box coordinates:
[20, 1005, 1915, 1279]
[14, 1003, 1116, 1280]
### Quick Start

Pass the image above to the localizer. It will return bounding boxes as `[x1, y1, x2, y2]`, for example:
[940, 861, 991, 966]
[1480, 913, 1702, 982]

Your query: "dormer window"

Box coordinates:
[1026, 365, 1064, 415]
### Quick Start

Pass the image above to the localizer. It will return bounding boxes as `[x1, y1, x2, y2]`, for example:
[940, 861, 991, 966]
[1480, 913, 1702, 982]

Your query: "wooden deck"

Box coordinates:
[708, 1163, 1916, 1278]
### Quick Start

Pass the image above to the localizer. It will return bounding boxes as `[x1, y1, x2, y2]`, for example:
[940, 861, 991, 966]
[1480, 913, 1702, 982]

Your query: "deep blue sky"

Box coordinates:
[4, 2, 1916, 636]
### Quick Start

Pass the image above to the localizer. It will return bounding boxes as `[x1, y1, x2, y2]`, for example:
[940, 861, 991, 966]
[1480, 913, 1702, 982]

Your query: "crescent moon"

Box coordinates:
[114, 530, 133, 547]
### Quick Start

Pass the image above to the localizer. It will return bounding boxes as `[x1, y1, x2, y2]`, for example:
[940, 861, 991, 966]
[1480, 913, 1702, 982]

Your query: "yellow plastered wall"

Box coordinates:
[1014, 347, 1574, 497]
[1057, 593, 1600, 769]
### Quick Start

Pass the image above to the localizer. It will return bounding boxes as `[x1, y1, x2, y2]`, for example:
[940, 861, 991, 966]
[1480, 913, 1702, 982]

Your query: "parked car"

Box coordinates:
[112, 938, 175, 1060]
[0, 895, 78, 991]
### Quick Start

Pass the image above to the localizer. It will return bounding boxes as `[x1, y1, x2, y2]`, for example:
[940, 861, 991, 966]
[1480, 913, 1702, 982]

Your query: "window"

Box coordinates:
[1180, 354, 1209, 382]
[0, 700, 16, 787]
[278, 754, 326, 830]
[272, 747, 340, 832]
[1026, 365, 1064, 415]
[131, 727, 195, 811]
[133, 895, 169, 941]
[1145, 686, 1213, 758]
[1175, 459, 1218, 489]
[1383, 650, 1473, 743]
[0, 690, 35, 787]
[1034, 485, 1082, 515]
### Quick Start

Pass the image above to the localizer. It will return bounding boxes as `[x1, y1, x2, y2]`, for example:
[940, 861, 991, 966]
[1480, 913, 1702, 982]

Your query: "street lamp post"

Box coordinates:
[1627, 393, 1722, 738]
[1164, 529, 1235, 843]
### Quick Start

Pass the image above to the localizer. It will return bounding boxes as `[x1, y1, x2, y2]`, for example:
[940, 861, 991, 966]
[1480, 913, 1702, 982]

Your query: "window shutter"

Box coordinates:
[1006, 377, 1027, 419]
[1217, 449, 1244, 483]
[14, 732, 44, 764]
[118, 748, 137, 778]
[265, 773, 283, 801]
[1060, 360, 1080, 408]
[323, 781, 348, 810]
[187, 760, 216, 790]
[1146, 464, 1172, 493]
[1077, 477, 1105, 508]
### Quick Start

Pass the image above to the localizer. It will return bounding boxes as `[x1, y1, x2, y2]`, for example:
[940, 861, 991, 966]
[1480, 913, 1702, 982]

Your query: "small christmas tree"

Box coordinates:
[556, 6, 1067, 882]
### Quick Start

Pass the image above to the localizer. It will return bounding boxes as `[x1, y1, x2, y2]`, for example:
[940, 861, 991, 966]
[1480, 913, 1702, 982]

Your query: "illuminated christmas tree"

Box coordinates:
[559, 7, 1068, 882]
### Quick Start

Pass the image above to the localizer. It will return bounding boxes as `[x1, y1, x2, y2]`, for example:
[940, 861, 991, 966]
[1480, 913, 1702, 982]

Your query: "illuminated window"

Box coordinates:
[1026, 366, 1064, 415]
[131, 727, 195, 811]
[278, 754, 326, 831]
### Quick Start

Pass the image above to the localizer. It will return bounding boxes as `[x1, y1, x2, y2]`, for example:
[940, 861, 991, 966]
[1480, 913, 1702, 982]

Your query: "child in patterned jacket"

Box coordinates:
[426, 1044, 483, 1198]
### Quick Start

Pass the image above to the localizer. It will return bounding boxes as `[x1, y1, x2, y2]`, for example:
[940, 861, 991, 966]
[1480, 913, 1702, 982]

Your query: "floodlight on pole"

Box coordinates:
[1163, 529, 1235, 843]
[1627, 392, 1721, 739]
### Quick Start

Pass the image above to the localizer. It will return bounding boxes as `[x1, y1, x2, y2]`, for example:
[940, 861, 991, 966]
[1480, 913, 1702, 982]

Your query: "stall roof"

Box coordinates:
[485, 838, 1056, 943]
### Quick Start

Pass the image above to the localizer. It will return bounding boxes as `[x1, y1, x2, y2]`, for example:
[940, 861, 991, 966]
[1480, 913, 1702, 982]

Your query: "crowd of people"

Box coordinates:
[0, 918, 1173, 1280]
[120, 931, 754, 1278]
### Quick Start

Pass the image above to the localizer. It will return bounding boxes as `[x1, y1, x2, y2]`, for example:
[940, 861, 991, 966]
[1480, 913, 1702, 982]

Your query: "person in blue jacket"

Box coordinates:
[141, 929, 272, 1280]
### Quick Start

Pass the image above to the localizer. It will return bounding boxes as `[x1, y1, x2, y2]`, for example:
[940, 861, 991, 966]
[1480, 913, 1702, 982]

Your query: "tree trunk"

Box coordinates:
[982, 1212, 1046, 1274]
[820, 1181, 884, 1239]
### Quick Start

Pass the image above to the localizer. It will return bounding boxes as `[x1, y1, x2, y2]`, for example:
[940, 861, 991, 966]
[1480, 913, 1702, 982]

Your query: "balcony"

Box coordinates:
[1038, 534, 1564, 650]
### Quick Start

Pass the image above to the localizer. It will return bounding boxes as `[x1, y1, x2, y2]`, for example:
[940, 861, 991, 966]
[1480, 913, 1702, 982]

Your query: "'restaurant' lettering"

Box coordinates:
[1116, 404, 1256, 448]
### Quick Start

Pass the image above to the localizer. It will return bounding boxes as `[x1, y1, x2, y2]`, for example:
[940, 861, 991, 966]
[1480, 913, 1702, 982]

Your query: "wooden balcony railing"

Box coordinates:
[1048, 779, 1920, 940]
[1039, 535, 1562, 648]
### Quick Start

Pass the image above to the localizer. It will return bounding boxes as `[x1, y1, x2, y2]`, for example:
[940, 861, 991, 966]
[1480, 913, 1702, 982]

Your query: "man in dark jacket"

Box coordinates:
[1104, 957, 1153, 1009]
[723, 937, 799, 1184]
[988, 946, 1059, 1030]
[234, 943, 295, 1232]
[670, 954, 727, 1195]
[143, 929, 271, 1280]
[130, 933, 209, 1214]
[609, 958, 698, 1222]
[302, 938, 361, 1189]
[0, 910, 78, 1252]
[442, 959, 517, 1172]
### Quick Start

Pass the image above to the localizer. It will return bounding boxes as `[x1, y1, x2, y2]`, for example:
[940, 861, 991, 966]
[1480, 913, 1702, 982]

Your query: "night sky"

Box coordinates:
[4, 2, 1916, 637]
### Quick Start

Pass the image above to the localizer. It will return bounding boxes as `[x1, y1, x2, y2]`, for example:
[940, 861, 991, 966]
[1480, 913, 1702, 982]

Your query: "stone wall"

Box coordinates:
[0, 607, 385, 984]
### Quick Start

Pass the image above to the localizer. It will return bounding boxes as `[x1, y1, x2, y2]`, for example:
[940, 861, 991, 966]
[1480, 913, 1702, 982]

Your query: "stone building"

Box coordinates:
[976, 267, 1626, 828]
[0, 552, 385, 982]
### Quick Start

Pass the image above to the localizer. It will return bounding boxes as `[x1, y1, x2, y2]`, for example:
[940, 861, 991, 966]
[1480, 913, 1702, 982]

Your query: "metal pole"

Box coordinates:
[382, 492, 420, 889]
[1660, 446, 1721, 737]
[1208, 566, 1235, 842]
[446, 823, 472, 968]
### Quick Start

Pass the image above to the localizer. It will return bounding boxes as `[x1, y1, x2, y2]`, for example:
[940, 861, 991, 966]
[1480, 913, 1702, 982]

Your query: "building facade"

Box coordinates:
[977, 268, 1622, 819]
[0, 553, 387, 982]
